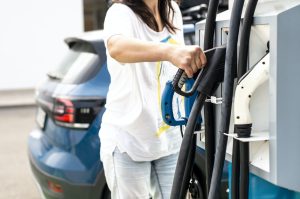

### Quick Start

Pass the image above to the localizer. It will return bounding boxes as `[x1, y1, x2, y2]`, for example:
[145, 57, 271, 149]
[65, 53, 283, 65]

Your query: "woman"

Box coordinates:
[99, 0, 206, 198]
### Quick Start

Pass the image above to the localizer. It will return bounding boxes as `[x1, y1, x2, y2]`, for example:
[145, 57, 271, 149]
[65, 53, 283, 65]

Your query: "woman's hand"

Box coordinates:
[167, 45, 207, 78]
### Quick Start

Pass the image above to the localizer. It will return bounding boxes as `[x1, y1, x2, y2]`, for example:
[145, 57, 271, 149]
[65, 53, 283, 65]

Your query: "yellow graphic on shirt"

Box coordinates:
[155, 60, 170, 137]
[155, 36, 180, 137]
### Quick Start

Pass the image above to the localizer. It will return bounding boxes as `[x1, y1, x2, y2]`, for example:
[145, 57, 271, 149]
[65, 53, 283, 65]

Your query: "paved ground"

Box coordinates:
[0, 89, 35, 107]
[0, 106, 41, 199]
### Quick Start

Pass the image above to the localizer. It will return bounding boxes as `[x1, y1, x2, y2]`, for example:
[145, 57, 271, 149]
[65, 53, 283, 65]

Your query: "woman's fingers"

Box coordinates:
[191, 55, 199, 73]
[194, 48, 202, 70]
[168, 44, 206, 78]
[190, 47, 206, 76]
[199, 48, 207, 67]
[182, 64, 194, 78]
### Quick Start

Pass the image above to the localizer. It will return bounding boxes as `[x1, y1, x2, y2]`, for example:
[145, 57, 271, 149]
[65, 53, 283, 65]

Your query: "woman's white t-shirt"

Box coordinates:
[99, 2, 185, 161]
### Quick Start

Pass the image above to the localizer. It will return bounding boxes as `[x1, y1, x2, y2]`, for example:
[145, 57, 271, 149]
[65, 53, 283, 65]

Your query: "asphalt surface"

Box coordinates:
[0, 106, 41, 199]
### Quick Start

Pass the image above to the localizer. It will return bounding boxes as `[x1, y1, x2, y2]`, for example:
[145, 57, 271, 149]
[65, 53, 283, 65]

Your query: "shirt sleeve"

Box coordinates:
[103, 3, 136, 48]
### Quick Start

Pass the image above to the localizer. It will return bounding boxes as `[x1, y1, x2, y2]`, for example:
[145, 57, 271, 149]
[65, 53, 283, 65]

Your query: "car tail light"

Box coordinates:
[54, 98, 74, 123]
[53, 97, 105, 129]
[48, 181, 63, 193]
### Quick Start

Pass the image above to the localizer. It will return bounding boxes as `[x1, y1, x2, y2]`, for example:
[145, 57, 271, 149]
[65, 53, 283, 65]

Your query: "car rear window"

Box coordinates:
[62, 52, 101, 84]
[47, 50, 81, 80]
[47, 42, 103, 84]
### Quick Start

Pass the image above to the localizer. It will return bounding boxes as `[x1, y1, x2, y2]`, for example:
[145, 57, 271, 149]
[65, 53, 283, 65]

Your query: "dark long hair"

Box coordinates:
[113, 0, 178, 33]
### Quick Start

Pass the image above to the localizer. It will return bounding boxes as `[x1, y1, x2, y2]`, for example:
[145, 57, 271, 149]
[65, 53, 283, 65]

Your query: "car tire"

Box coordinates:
[186, 167, 205, 199]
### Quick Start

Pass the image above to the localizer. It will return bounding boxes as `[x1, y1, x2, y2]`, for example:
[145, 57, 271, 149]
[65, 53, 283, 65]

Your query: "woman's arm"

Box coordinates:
[107, 35, 207, 78]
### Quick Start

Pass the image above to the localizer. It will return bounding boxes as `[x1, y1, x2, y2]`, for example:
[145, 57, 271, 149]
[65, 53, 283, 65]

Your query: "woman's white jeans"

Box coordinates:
[102, 147, 179, 199]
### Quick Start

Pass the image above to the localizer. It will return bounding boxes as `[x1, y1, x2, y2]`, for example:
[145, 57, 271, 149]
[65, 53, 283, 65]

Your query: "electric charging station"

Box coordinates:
[194, 0, 300, 197]
[163, 0, 300, 198]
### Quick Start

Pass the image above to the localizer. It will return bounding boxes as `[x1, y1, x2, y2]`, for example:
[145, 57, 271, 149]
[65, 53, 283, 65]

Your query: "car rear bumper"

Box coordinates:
[28, 128, 107, 199]
[29, 155, 106, 199]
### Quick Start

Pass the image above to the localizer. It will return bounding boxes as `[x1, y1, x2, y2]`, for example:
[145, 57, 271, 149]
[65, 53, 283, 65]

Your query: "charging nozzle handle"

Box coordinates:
[172, 69, 201, 97]
[172, 69, 187, 93]
[161, 81, 188, 126]
[172, 47, 222, 97]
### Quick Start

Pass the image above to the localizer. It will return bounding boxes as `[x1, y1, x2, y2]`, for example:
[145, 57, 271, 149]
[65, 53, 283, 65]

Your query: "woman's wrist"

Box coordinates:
[160, 43, 175, 62]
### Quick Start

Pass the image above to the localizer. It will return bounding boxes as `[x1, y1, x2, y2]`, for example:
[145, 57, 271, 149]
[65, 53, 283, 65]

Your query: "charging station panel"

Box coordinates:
[195, 0, 300, 192]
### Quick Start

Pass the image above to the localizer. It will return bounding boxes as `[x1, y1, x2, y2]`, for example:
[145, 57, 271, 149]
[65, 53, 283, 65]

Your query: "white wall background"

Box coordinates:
[0, 0, 83, 90]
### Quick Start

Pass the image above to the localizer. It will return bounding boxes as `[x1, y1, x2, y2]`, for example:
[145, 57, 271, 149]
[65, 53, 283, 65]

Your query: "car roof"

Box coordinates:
[64, 30, 105, 55]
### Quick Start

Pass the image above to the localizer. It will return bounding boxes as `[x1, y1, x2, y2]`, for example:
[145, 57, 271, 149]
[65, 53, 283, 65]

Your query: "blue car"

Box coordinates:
[28, 31, 111, 199]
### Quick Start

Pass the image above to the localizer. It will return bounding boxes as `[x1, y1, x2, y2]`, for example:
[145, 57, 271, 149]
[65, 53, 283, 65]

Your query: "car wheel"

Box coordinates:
[186, 166, 205, 199]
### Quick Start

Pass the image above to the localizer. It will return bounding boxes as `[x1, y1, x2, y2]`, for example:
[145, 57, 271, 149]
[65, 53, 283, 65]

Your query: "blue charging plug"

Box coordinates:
[161, 79, 202, 126]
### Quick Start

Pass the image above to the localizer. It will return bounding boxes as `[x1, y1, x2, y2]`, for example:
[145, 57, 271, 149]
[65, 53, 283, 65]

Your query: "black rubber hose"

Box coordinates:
[179, 136, 197, 198]
[170, 93, 206, 199]
[238, 0, 259, 79]
[203, 0, 219, 50]
[237, 0, 258, 198]
[204, 104, 215, 193]
[231, 139, 240, 199]
[207, 0, 245, 198]
[239, 142, 250, 199]
[203, 0, 220, 194]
